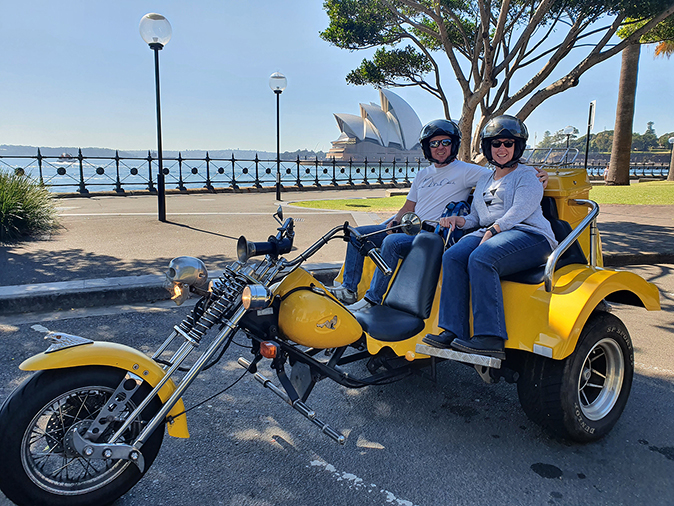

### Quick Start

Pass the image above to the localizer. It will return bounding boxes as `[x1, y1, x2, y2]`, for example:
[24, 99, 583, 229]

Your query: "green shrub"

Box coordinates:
[0, 170, 60, 243]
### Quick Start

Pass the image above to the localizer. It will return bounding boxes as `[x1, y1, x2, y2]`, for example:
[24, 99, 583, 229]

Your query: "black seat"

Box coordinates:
[355, 233, 444, 342]
[501, 197, 588, 285]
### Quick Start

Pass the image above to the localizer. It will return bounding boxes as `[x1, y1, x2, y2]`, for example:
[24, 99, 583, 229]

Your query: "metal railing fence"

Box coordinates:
[0, 149, 424, 194]
[0, 148, 670, 194]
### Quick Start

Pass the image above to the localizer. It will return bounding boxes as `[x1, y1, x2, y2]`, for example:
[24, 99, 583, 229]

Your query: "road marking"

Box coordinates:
[309, 459, 417, 506]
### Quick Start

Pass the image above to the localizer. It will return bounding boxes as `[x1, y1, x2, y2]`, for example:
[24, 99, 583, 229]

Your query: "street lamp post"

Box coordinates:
[140, 13, 172, 222]
[269, 72, 287, 201]
[668, 137, 674, 182]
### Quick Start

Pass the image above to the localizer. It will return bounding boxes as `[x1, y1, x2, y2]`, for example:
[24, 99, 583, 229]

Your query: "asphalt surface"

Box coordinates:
[0, 263, 672, 505]
[1, 186, 673, 314]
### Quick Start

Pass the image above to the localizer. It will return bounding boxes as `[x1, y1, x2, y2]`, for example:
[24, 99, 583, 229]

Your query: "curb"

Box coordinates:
[0, 263, 342, 316]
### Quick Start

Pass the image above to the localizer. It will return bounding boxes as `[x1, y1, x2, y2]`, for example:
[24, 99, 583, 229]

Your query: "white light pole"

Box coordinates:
[269, 72, 287, 201]
[140, 13, 172, 222]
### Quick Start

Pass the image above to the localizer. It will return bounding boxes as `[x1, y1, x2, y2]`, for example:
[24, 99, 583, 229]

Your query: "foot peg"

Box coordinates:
[238, 357, 346, 445]
[415, 344, 502, 369]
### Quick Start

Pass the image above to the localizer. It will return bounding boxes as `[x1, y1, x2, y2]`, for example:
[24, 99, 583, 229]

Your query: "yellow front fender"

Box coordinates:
[21, 342, 189, 439]
[503, 265, 661, 360]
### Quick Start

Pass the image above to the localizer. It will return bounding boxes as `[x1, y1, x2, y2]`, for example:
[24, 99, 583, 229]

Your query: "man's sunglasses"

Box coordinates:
[490, 140, 515, 148]
[429, 139, 452, 148]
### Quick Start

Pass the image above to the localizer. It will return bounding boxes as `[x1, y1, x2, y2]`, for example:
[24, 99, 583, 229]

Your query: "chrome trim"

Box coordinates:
[544, 199, 599, 292]
[44, 332, 94, 353]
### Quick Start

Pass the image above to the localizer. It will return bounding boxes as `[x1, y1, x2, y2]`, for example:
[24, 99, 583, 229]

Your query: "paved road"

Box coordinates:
[0, 265, 672, 506]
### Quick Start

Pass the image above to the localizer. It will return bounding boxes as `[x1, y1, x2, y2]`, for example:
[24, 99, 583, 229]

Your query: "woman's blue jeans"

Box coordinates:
[438, 230, 552, 341]
[341, 224, 388, 293]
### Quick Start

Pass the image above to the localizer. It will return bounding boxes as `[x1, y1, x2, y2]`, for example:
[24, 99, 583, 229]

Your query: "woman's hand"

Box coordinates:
[479, 224, 501, 245]
[535, 167, 549, 188]
[440, 216, 465, 231]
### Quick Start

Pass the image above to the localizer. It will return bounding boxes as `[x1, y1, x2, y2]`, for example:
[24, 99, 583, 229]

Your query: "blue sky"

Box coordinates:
[1, 1, 673, 153]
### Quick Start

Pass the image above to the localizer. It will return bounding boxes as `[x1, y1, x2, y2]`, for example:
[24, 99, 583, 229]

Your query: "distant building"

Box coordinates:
[327, 89, 424, 162]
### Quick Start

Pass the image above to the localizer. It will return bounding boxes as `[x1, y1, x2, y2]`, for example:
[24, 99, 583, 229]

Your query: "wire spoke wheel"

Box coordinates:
[577, 338, 624, 421]
[22, 385, 141, 495]
[0, 367, 164, 506]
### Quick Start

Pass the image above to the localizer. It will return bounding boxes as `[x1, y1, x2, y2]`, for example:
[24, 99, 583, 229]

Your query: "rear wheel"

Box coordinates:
[517, 312, 633, 442]
[0, 366, 165, 506]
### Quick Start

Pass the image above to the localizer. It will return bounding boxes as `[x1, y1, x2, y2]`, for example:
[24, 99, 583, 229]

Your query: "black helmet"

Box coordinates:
[480, 115, 528, 168]
[419, 119, 461, 164]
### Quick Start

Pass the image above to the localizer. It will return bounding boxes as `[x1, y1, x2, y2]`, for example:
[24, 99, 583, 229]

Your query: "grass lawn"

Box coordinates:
[291, 180, 673, 211]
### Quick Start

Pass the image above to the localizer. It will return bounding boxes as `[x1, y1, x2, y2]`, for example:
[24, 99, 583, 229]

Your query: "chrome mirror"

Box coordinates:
[400, 212, 422, 236]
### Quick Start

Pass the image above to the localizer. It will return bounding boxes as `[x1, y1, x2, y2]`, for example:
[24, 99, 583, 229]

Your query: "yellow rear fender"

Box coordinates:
[503, 265, 660, 360]
[20, 341, 189, 439]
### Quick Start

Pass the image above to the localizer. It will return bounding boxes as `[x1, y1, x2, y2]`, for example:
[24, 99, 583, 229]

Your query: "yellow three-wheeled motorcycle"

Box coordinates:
[0, 168, 660, 505]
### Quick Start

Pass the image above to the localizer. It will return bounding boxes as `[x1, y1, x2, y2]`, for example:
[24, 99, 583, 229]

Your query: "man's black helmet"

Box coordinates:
[480, 115, 529, 168]
[419, 119, 461, 164]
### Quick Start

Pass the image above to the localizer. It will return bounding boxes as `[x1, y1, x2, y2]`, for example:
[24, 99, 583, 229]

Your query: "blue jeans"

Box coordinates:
[342, 224, 388, 292]
[438, 230, 552, 341]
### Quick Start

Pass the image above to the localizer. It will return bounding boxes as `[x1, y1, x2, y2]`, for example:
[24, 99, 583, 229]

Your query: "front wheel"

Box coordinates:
[0, 366, 165, 506]
[517, 312, 634, 442]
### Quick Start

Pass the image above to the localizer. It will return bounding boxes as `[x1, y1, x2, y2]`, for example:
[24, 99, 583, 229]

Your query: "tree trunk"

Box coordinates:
[668, 145, 674, 181]
[607, 43, 641, 186]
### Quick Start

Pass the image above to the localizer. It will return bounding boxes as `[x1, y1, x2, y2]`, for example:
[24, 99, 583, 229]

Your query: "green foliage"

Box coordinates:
[347, 46, 433, 86]
[0, 170, 60, 243]
[538, 123, 674, 152]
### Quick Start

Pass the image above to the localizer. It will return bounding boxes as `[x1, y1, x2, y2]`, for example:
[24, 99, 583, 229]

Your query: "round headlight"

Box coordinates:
[242, 284, 271, 310]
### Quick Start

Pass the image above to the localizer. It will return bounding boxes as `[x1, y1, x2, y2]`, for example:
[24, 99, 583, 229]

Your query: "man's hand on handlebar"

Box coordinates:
[439, 216, 466, 231]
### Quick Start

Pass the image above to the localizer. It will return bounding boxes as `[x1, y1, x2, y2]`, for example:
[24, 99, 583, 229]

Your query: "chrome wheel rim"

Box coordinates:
[21, 385, 142, 495]
[577, 338, 624, 421]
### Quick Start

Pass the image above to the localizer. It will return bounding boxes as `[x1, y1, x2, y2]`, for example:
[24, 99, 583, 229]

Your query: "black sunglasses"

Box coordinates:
[429, 139, 452, 148]
[490, 140, 515, 148]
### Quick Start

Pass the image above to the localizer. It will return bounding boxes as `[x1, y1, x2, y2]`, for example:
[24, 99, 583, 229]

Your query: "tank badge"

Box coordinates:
[317, 315, 338, 330]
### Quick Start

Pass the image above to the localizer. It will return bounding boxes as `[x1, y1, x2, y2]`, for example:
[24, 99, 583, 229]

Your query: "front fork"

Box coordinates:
[72, 304, 248, 471]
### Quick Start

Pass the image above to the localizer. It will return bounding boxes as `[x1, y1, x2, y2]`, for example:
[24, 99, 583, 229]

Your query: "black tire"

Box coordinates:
[0, 366, 165, 506]
[517, 312, 633, 443]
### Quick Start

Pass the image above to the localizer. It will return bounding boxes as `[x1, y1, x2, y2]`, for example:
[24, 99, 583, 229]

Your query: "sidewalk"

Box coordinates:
[1, 189, 673, 314]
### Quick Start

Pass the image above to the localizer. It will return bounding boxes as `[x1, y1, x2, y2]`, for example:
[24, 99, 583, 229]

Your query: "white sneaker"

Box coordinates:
[346, 298, 375, 312]
[327, 285, 358, 305]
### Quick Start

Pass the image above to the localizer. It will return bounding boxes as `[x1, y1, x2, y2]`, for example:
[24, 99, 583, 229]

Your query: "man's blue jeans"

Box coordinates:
[438, 230, 552, 340]
[341, 224, 388, 293]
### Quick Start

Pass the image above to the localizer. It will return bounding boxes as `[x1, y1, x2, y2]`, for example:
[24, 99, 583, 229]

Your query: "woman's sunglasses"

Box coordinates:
[490, 140, 515, 148]
[429, 139, 452, 148]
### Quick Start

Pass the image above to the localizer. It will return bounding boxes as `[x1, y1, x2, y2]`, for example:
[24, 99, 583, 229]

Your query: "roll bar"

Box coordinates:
[544, 199, 599, 292]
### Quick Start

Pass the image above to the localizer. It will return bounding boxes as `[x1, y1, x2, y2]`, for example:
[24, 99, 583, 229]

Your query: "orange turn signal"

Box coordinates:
[260, 341, 278, 359]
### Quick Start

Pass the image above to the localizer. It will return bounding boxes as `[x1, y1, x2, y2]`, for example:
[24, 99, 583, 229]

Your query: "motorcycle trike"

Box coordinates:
[0, 167, 660, 506]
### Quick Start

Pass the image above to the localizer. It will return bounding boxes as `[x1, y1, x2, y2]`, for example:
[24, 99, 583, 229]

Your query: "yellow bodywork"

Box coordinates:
[21, 342, 190, 439]
[276, 268, 363, 348]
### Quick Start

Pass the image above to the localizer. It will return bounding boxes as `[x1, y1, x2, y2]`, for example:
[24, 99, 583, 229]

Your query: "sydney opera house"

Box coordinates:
[326, 89, 424, 162]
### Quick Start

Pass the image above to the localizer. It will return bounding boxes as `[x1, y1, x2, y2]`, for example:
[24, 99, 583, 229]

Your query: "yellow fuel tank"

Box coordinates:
[275, 268, 363, 348]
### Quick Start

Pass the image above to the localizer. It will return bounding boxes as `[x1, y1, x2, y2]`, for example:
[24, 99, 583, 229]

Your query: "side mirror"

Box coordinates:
[400, 212, 422, 236]
[274, 205, 284, 224]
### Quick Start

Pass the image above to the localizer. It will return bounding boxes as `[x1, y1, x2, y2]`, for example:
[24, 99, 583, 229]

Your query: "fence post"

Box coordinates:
[378, 158, 383, 185]
[77, 148, 89, 194]
[404, 157, 410, 184]
[37, 148, 44, 185]
[231, 154, 239, 189]
[391, 158, 397, 185]
[205, 151, 214, 191]
[314, 156, 320, 187]
[332, 157, 338, 186]
[114, 150, 124, 193]
[363, 157, 369, 185]
[146, 151, 156, 193]
[348, 157, 354, 185]
[254, 154, 261, 188]
[296, 155, 302, 188]
[177, 152, 187, 191]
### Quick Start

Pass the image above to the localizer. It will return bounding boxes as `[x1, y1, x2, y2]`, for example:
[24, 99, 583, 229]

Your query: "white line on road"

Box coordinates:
[309, 460, 418, 506]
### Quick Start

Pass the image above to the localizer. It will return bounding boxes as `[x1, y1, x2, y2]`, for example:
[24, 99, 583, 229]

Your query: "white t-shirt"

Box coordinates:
[407, 160, 491, 221]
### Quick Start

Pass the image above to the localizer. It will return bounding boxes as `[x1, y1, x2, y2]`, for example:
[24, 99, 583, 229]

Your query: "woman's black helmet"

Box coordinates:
[480, 115, 529, 168]
[419, 119, 461, 164]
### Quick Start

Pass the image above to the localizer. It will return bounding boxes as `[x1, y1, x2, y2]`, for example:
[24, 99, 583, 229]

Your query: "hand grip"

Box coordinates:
[367, 248, 392, 276]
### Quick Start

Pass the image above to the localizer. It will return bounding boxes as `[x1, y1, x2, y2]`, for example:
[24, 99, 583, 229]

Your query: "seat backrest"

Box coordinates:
[541, 197, 588, 267]
[382, 233, 444, 319]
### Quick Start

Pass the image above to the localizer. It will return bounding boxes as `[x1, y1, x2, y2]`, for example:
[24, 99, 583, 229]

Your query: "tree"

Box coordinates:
[321, 0, 674, 161]
[606, 16, 674, 184]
